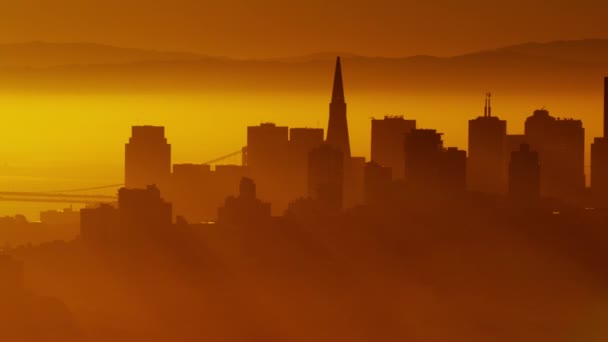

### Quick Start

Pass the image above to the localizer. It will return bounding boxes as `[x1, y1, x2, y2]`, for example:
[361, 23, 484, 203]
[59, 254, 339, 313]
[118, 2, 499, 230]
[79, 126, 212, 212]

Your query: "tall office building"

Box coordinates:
[509, 144, 540, 204]
[247, 123, 289, 213]
[81, 186, 172, 244]
[125, 126, 171, 190]
[441, 147, 467, 193]
[308, 144, 344, 212]
[326, 57, 351, 159]
[325, 57, 367, 208]
[289, 128, 324, 198]
[404, 129, 444, 190]
[247, 123, 289, 172]
[118, 185, 172, 238]
[591, 77, 608, 205]
[169, 164, 213, 223]
[371, 116, 416, 180]
[525, 109, 585, 201]
[467, 94, 507, 194]
[405, 129, 467, 195]
[506, 135, 527, 158]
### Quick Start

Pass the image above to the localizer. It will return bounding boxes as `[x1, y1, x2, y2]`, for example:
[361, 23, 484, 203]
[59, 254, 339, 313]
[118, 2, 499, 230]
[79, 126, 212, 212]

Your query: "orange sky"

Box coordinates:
[3, 0, 608, 58]
[1, 1, 607, 219]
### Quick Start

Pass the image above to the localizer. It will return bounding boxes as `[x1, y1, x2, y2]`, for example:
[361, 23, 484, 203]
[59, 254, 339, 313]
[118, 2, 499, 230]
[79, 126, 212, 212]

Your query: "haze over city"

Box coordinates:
[2, 38, 608, 218]
[2, 2, 608, 341]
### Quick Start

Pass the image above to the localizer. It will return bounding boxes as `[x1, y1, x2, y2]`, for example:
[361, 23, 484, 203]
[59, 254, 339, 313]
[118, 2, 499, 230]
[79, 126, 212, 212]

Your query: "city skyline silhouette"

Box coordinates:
[0, 55, 606, 228]
[3, 39, 608, 221]
[2, 3, 608, 340]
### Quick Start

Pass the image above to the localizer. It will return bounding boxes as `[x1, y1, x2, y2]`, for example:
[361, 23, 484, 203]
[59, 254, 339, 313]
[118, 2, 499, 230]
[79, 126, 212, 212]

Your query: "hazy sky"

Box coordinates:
[1, 0, 607, 219]
[3, 0, 608, 58]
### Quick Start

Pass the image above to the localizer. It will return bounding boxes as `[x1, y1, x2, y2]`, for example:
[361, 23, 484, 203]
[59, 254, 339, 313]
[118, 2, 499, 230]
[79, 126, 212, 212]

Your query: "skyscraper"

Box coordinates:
[247, 123, 289, 213]
[118, 185, 173, 238]
[308, 144, 344, 212]
[524, 109, 585, 202]
[371, 116, 416, 180]
[440, 147, 467, 193]
[591, 77, 608, 205]
[247, 123, 289, 173]
[125, 126, 171, 190]
[81, 186, 172, 244]
[169, 164, 213, 222]
[605, 76, 608, 139]
[288, 128, 324, 198]
[326, 57, 351, 159]
[404, 129, 466, 195]
[404, 129, 444, 191]
[467, 94, 507, 194]
[509, 144, 540, 205]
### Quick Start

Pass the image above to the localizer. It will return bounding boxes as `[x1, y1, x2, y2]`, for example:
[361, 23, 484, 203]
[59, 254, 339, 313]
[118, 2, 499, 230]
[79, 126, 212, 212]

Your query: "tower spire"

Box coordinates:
[487, 92, 492, 117]
[332, 57, 345, 103]
[326, 56, 351, 158]
[484, 96, 488, 117]
[604, 77, 608, 137]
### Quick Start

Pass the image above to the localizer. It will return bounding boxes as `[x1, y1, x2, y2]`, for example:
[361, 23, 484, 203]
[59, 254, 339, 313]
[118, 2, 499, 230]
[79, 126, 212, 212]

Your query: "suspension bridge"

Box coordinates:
[0, 185, 123, 204]
[0, 148, 245, 204]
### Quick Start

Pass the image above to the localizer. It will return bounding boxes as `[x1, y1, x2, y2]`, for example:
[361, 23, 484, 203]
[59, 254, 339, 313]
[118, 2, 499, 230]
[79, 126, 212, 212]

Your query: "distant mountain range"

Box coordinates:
[0, 41, 209, 67]
[1, 39, 608, 93]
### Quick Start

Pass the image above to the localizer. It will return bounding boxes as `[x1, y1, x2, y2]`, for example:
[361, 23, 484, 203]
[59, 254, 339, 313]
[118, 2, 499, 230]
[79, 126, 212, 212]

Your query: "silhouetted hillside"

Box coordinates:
[8, 202, 608, 342]
[494, 39, 608, 65]
[1, 39, 608, 93]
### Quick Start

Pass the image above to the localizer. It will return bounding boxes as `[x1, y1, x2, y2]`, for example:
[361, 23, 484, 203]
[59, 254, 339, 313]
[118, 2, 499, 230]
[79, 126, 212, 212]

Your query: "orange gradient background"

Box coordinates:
[3, 0, 608, 58]
[1, 0, 608, 218]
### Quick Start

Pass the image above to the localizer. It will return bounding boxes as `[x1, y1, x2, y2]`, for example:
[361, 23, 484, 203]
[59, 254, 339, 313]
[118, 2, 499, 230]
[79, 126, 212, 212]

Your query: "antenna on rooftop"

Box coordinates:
[487, 92, 492, 117]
